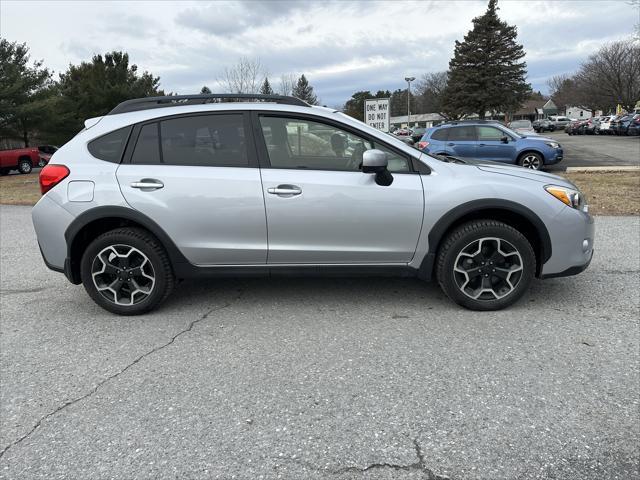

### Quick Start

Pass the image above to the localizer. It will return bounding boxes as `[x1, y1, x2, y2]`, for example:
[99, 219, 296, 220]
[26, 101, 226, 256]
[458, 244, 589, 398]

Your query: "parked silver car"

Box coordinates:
[32, 94, 594, 315]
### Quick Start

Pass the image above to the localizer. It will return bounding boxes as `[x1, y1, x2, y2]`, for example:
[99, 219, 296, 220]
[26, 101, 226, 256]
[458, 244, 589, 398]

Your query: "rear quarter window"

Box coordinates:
[431, 128, 448, 141]
[87, 127, 132, 163]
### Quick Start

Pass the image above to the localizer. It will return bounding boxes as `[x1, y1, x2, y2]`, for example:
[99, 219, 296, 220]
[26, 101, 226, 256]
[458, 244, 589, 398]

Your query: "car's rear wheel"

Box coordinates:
[80, 228, 175, 315]
[518, 152, 543, 170]
[436, 220, 535, 311]
[18, 158, 32, 174]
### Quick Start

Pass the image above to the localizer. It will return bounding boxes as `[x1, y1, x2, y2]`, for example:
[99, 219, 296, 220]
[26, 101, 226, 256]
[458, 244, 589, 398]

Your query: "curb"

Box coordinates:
[565, 166, 640, 173]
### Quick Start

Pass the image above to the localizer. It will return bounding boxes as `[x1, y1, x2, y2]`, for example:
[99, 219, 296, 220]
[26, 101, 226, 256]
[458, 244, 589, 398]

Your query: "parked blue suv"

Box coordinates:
[417, 121, 563, 170]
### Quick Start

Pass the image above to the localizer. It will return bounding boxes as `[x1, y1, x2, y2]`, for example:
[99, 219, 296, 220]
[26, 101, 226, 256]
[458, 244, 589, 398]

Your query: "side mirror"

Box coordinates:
[362, 149, 393, 186]
[501, 136, 509, 144]
[362, 149, 388, 173]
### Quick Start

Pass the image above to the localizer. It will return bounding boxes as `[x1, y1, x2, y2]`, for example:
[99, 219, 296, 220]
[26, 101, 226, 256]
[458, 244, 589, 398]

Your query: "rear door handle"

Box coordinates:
[447, 143, 455, 146]
[130, 179, 164, 190]
[267, 185, 302, 196]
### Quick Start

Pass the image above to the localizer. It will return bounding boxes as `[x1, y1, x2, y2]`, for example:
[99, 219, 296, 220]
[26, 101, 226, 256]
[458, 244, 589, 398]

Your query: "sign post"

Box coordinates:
[364, 98, 390, 133]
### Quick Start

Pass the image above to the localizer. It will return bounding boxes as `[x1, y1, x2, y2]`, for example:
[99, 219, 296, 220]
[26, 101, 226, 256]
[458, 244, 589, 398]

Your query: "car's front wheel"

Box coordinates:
[436, 220, 535, 311]
[518, 152, 543, 170]
[81, 228, 175, 315]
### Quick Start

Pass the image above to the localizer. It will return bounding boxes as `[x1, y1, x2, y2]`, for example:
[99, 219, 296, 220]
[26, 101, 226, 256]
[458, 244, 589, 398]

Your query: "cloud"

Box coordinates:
[1, 0, 637, 107]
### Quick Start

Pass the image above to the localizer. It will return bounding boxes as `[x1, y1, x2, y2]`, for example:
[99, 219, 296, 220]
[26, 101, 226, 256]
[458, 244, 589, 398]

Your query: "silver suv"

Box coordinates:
[32, 94, 594, 315]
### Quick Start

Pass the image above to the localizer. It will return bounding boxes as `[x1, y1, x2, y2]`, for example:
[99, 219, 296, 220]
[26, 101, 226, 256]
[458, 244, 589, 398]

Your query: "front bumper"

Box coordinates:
[540, 206, 594, 278]
[544, 148, 563, 165]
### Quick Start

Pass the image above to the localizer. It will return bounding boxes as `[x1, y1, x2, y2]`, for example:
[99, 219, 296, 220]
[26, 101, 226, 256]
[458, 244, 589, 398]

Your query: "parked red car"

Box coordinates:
[0, 147, 40, 175]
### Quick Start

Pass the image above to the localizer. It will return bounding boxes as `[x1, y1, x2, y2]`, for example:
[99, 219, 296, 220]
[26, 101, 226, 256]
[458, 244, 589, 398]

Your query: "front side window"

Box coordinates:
[476, 126, 505, 141]
[259, 116, 409, 172]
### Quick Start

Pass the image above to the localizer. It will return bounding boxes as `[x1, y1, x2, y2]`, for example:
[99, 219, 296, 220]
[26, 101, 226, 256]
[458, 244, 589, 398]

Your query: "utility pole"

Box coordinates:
[405, 76, 415, 129]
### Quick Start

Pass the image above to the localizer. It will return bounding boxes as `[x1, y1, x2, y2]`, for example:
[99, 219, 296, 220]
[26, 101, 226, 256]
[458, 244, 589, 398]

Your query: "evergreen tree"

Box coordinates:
[260, 77, 274, 95]
[443, 0, 531, 118]
[0, 39, 52, 146]
[343, 90, 390, 121]
[42, 51, 163, 144]
[200, 85, 212, 94]
[292, 74, 318, 105]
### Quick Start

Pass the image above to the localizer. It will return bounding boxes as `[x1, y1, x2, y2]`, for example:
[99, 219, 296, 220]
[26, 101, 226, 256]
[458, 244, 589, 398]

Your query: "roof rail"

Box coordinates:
[107, 93, 310, 115]
[442, 119, 504, 125]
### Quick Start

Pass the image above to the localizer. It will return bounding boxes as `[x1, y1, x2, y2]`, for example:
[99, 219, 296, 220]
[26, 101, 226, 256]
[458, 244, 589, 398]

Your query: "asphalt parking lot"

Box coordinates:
[544, 131, 639, 170]
[0, 205, 639, 479]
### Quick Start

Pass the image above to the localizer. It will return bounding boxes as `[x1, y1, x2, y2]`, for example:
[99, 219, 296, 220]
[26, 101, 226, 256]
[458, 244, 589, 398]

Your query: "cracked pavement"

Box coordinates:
[1, 206, 639, 479]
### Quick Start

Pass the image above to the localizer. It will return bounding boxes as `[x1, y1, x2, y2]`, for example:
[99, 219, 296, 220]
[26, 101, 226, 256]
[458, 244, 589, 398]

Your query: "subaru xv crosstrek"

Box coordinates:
[417, 121, 563, 169]
[32, 94, 593, 315]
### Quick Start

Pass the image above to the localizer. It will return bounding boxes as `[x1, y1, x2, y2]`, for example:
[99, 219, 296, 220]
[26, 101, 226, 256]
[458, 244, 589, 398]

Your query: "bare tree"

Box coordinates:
[575, 40, 640, 111]
[415, 71, 449, 116]
[219, 57, 265, 94]
[547, 73, 582, 112]
[277, 73, 297, 96]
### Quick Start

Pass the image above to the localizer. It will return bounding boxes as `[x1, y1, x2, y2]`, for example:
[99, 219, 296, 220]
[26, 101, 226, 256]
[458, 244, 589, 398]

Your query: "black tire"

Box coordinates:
[436, 220, 535, 311]
[80, 227, 175, 315]
[17, 158, 32, 174]
[0, 169, 8, 176]
[37, 157, 47, 168]
[517, 151, 543, 170]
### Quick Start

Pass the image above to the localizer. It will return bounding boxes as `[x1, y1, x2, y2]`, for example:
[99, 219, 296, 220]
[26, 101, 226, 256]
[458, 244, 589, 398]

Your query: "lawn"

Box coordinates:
[1, 170, 639, 215]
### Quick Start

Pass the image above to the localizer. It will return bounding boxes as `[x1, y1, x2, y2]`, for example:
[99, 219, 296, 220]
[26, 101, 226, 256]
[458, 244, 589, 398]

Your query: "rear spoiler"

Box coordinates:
[84, 116, 103, 129]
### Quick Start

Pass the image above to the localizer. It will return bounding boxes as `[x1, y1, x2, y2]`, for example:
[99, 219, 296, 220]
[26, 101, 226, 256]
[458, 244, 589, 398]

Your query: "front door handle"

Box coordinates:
[267, 185, 302, 196]
[130, 179, 164, 190]
[447, 143, 455, 146]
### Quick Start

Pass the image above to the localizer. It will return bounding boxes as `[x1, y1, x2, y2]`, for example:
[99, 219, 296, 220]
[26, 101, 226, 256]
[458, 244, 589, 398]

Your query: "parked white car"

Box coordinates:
[598, 115, 614, 134]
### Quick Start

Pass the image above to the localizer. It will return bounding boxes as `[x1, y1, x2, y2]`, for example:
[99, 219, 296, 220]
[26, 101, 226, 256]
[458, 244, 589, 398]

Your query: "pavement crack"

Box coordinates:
[278, 438, 450, 479]
[0, 288, 244, 460]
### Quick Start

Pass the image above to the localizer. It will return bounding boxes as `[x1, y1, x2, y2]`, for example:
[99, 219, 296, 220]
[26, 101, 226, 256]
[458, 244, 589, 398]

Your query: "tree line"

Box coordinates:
[0, 43, 320, 147]
[344, 0, 638, 122]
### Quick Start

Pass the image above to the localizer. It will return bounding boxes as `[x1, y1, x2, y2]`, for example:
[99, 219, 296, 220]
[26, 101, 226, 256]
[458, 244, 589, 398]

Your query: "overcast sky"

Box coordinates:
[1, 0, 638, 107]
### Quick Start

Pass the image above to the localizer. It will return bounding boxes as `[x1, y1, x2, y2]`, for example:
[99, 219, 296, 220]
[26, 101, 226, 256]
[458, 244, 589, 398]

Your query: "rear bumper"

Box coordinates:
[32, 195, 74, 272]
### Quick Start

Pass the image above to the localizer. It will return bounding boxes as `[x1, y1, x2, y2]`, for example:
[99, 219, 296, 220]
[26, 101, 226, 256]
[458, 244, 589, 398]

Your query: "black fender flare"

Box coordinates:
[64, 206, 190, 283]
[418, 198, 552, 280]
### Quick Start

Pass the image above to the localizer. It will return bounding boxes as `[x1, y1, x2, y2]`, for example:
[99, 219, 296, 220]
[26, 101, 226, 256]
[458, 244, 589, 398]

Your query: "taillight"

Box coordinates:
[417, 141, 429, 150]
[39, 164, 69, 194]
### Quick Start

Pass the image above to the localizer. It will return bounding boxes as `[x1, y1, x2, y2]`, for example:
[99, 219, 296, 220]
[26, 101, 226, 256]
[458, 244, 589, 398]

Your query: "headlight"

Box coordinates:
[546, 141, 560, 149]
[545, 185, 587, 211]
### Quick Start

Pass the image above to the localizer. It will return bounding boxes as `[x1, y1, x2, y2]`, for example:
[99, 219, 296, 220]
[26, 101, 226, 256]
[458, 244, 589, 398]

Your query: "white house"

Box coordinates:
[565, 106, 593, 119]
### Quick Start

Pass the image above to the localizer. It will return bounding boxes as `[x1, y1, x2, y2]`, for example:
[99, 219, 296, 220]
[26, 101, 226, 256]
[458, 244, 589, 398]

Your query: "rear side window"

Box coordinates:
[448, 126, 476, 141]
[88, 127, 131, 163]
[130, 114, 248, 167]
[431, 128, 448, 141]
[161, 114, 247, 167]
[131, 123, 161, 164]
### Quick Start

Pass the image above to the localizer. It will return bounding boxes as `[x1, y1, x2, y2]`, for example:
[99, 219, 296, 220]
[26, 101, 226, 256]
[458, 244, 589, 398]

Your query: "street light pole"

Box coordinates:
[404, 76, 415, 129]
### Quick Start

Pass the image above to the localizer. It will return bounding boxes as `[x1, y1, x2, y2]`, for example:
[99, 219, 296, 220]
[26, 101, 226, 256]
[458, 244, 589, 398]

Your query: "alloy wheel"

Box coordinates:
[453, 237, 524, 301]
[91, 244, 155, 306]
[521, 154, 541, 169]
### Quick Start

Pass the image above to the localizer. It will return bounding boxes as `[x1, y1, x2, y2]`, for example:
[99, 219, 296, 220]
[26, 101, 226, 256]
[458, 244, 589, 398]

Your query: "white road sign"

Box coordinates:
[364, 98, 390, 132]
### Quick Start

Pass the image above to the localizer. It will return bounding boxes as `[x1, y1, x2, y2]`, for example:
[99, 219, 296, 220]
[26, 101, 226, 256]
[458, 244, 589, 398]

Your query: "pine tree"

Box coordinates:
[260, 77, 274, 95]
[443, 0, 531, 118]
[200, 86, 212, 94]
[292, 74, 318, 105]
